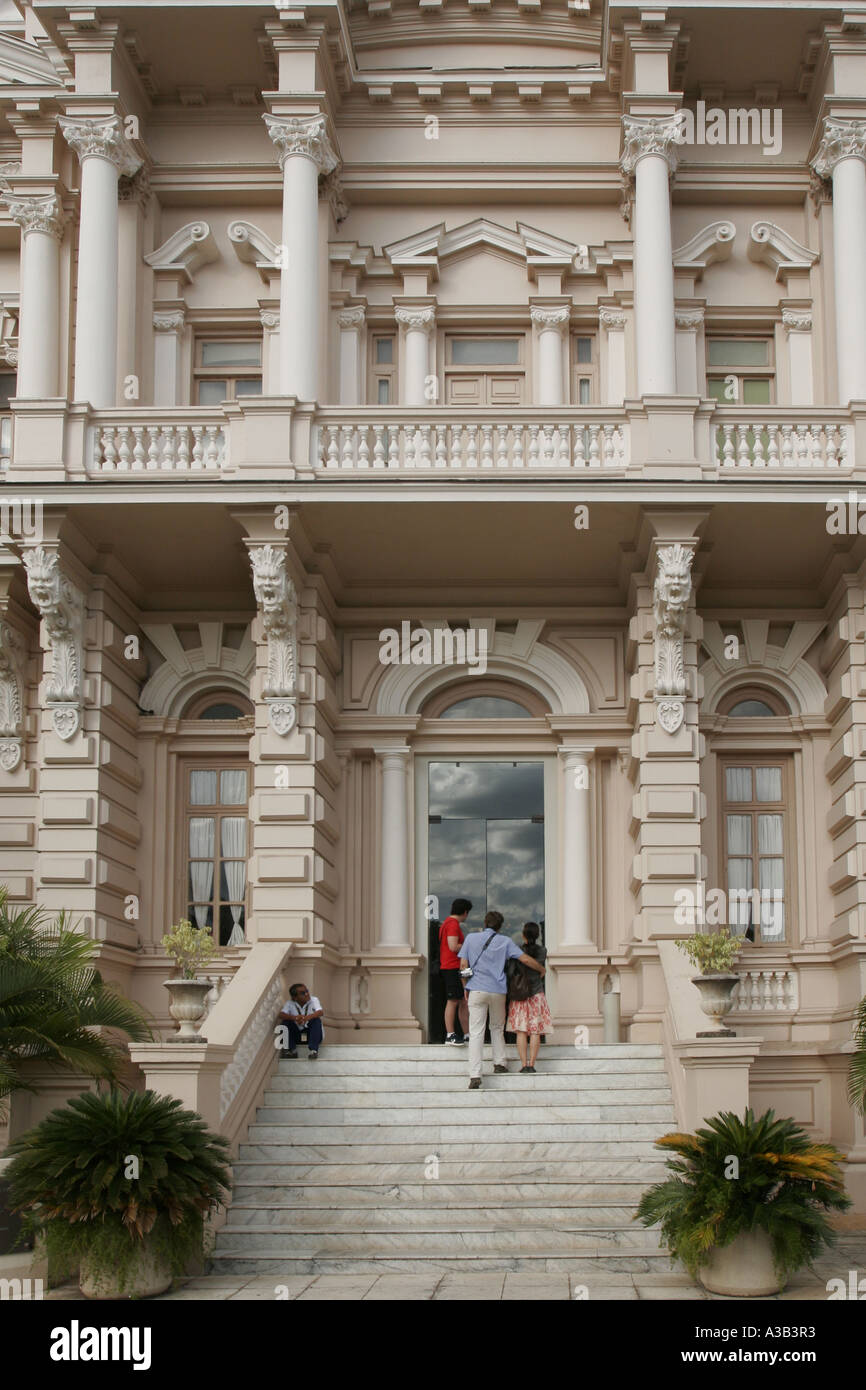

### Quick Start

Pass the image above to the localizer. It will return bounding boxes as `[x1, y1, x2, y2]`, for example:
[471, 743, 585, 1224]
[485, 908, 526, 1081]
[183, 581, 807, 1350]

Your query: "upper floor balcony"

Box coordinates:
[4, 397, 864, 486]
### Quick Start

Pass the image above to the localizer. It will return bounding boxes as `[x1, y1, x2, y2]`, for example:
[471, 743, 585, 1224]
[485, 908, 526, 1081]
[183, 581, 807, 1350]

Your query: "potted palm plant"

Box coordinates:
[635, 1108, 851, 1296]
[161, 918, 218, 1041]
[676, 926, 744, 1035]
[4, 1088, 232, 1298]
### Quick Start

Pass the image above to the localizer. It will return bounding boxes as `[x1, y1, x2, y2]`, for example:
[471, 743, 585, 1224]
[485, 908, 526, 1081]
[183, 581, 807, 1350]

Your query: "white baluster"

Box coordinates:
[825, 424, 838, 468]
[512, 425, 524, 468]
[358, 426, 370, 469]
[495, 424, 508, 468]
[162, 425, 176, 470]
[101, 428, 116, 470]
[449, 423, 462, 469]
[147, 426, 160, 469]
[557, 424, 571, 468]
[736, 423, 751, 466]
[766, 426, 779, 467]
[388, 427, 400, 468]
[466, 426, 478, 469]
[341, 425, 354, 469]
[840, 426, 850, 470]
[132, 426, 146, 470]
[603, 424, 616, 467]
[191, 427, 204, 469]
[780, 424, 794, 466]
[326, 424, 339, 467]
[435, 424, 448, 468]
[540, 424, 554, 466]
[721, 423, 735, 466]
[528, 424, 540, 466]
[405, 424, 418, 468]
[419, 424, 432, 468]
[177, 427, 190, 469]
[116, 428, 131, 470]
[481, 424, 493, 468]
[373, 425, 386, 468]
[795, 423, 809, 467]
[588, 424, 600, 468]
[752, 425, 765, 467]
[573, 426, 586, 468]
[205, 427, 220, 467]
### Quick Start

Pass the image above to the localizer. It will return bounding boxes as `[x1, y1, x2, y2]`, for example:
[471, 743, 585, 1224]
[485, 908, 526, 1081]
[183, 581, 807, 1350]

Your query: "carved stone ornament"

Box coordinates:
[657, 700, 685, 735]
[394, 305, 436, 334]
[620, 115, 682, 177]
[338, 305, 366, 330]
[153, 310, 185, 333]
[22, 546, 84, 742]
[0, 620, 25, 769]
[59, 116, 142, 177]
[118, 167, 152, 206]
[599, 307, 627, 331]
[675, 310, 704, 330]
[530, 305, 570, 333]
[321, 168, 349, 224]
[260, 309, 279, 330]
[653, 543, 695, 728]
[782, 309, 812, 334]
[264, 114, 339, 176]
[811, 118, 866, 180]
[249, 544, 298, 736]
[3, 192, 65, 241]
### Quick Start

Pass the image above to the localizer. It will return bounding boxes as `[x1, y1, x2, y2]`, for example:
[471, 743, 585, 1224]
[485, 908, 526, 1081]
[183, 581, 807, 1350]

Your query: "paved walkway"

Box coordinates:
[38, 1233, 866, 1301]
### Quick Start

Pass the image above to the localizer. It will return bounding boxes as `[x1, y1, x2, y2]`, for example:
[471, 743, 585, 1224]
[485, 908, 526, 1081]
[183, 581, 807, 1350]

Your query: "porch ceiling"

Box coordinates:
[57, 499, 860, 615]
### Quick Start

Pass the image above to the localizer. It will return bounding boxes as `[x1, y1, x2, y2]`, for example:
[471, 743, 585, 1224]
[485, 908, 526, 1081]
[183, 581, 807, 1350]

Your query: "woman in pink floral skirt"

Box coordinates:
[506, 921, 551, 1073]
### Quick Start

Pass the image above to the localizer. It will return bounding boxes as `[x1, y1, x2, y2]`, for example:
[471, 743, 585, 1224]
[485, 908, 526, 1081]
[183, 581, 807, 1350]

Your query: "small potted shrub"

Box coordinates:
[4, 1088, 232, 1298]
[161, 918, 218, 1041]
[635, 1108, 851, 1296]
[676, 926, 743, 1035]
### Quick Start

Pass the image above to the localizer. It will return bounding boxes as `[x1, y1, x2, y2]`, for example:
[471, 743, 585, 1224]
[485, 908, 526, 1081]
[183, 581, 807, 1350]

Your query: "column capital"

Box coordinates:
[374, 745, 412, 762]
[674, 309, 704, 331]
[599, 306, 628, 331]
[395, 305, 436, 335]
[260, 308, 280, 330]
[338, 305, 366, 330]
[153, 309, 185, 333]
[621, 114, 681, 177]
[812, 117, 866, 179]
[59, 116, 142, 176]
[264, 114, 338, 175]
[782, 309, 812, 334]
[557, 746, 595, 763]
[3, 191, 65, 240]
[530, 304, 570, 334]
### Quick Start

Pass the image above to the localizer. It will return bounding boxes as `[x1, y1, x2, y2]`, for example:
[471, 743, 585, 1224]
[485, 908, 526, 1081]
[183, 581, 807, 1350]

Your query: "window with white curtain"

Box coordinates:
[185, 765, 249, 946]
[721, 760, 788, 942]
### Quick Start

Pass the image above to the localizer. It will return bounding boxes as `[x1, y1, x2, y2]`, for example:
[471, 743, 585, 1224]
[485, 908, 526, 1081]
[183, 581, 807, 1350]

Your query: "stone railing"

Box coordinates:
[86, 411, 228, 474]
[731, 967, 798, 1013]
[712, 409, 854, 473]
[311, 407, 630, 473]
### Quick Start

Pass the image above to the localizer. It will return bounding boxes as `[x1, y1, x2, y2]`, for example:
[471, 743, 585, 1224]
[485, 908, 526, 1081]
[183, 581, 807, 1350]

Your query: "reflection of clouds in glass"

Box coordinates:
[440, 697, 531, 719]
[488, 822, 544, 933]
[429, 762, 543, 819]
[429, 820, 486, 920]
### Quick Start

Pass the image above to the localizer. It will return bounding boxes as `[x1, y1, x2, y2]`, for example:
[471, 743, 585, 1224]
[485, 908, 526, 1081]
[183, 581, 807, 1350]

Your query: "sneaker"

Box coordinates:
[308, 1051, 318, 1060]
[493, 1064, 508, 1073]
[444, 1033, 463, 1046]
[468, 1077, 482, 1089]
[281, 1050, 298, 1059]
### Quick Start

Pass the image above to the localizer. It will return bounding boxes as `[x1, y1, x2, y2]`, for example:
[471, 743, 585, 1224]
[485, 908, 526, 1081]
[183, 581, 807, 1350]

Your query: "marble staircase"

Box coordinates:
[211, 1044, 673, 1277]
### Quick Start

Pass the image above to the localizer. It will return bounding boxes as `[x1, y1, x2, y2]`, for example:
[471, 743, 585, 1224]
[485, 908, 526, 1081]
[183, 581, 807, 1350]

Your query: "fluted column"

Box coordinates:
[531, 305, 569, 406]
[376, 746, 411, 947]
[265, 115, 338, 402]
[60, 117, 141, 407]
[3, 194, 65, 398]
[338, 306, 365, 405]
[621, 116, 679, 396]
[559, 748, 593, 945]
[395, 306, 435, 407]
[812, 119, 866, 405]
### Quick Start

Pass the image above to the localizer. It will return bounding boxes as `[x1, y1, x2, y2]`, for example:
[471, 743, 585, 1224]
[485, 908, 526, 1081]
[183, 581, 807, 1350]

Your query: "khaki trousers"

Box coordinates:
[467, 990, 507, 1078]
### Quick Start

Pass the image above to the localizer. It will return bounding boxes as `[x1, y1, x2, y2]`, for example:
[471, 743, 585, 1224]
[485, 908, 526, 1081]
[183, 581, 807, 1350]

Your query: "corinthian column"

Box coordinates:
[559, 749, 593, 945]
[60, 117, 141, 407]
[3, 194, 65, 398]
[395, 306, 435, 407]
[812, 119, 866, 404]
[265, 115, 338, 402]
[621, 116, 680, 396]
[376, 747, 411, 946]
[531, 305, 569, 407]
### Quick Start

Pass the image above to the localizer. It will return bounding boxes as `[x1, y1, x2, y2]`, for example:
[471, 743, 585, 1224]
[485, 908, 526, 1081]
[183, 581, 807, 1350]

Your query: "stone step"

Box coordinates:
[247, 1121, 669, 1144]
[261, 1086, 675, 1107]
[278, 1045, 663, 1060]
[231, 1158, 668, 1183]
[227, 1181, 663, 1205]
[255, 1104, 674, 1126]
[223, 1204, 650, 1231]
[214, 1226, 661, 1255]
[239, 1140, 665, 1161]
[266, 1071, 669, 1092]
[276, 1058, 667, 1077]
[210, 1251, 668, 1276]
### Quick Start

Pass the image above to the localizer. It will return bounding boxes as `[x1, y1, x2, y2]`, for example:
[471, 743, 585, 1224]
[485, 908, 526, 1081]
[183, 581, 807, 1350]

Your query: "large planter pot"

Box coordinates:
[699, 1229, 785, 1297]
[80, 1236, 172, 1300]
[163, 977, 212, 1041]
[691, 972, 739, 1036]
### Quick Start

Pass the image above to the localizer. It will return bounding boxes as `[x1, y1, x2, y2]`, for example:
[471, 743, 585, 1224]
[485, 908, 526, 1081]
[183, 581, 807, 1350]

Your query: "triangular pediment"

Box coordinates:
[0, 33, 66, 89]
[384, 218, 585, 271]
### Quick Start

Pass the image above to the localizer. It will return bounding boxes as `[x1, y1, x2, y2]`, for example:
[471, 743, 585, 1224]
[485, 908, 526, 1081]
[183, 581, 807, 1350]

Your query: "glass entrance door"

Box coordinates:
[427, 761, 545, 1040]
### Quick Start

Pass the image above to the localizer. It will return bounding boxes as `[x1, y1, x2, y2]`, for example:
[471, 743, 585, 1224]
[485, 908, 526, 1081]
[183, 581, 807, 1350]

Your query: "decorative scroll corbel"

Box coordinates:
[249, 544, 298, 735]
[0, 620, 25, 769]
[22, 546, 84, 741]
[652, 543, 695, 735]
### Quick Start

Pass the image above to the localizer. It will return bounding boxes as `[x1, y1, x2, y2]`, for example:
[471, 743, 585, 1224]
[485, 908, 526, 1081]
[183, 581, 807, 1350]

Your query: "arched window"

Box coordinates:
[440, 696, 532, 719]
[421, 678, 548, 719]
[718, 686, 790, 718]
[183, 691, 253, 721]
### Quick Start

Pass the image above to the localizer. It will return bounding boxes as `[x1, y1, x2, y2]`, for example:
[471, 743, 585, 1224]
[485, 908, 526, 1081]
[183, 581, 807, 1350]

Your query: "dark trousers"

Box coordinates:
[287, 1018, 323, 1052]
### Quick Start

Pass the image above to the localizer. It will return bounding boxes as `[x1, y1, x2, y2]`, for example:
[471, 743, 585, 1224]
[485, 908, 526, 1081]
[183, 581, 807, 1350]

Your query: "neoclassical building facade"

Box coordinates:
[0, 0, 865, 1205]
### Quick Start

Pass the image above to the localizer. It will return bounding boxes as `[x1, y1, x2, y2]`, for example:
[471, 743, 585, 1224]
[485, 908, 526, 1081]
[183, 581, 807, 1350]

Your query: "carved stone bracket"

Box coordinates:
[264, 114, 339, 176]
[0, 619, 25, 770]
[22, 546, 84, 742]
[248, 543, 298, 736]
[59, 116, 142, 177]
[652, 542, 696, 735]
[3, 192, 66, 241]
[321, 168, 349, 224]
[812, 117, 866, 180]
[782, 309, 812, 334]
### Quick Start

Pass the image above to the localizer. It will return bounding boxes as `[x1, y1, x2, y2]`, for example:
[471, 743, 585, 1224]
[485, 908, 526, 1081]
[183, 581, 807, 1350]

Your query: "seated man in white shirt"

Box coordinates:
[279, 983, 324, 1059]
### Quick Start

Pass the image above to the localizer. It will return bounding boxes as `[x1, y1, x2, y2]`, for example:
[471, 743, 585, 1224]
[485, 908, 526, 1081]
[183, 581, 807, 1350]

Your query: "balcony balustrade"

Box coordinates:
[87, 410, 228, 474]
[713, 407, 855, 474]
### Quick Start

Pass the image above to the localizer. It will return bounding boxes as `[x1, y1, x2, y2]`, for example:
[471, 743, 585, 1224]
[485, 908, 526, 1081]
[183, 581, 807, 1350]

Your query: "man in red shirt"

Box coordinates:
[439, 898, 472, 1045]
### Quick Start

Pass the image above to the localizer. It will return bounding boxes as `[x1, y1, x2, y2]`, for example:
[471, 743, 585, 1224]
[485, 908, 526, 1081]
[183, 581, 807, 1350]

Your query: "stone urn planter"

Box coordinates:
[691, 972, 739, 1036]
[80, 1236, 172, 1300]
[699, 1229, 784, 1297]
[163, 977, 212, 1041]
